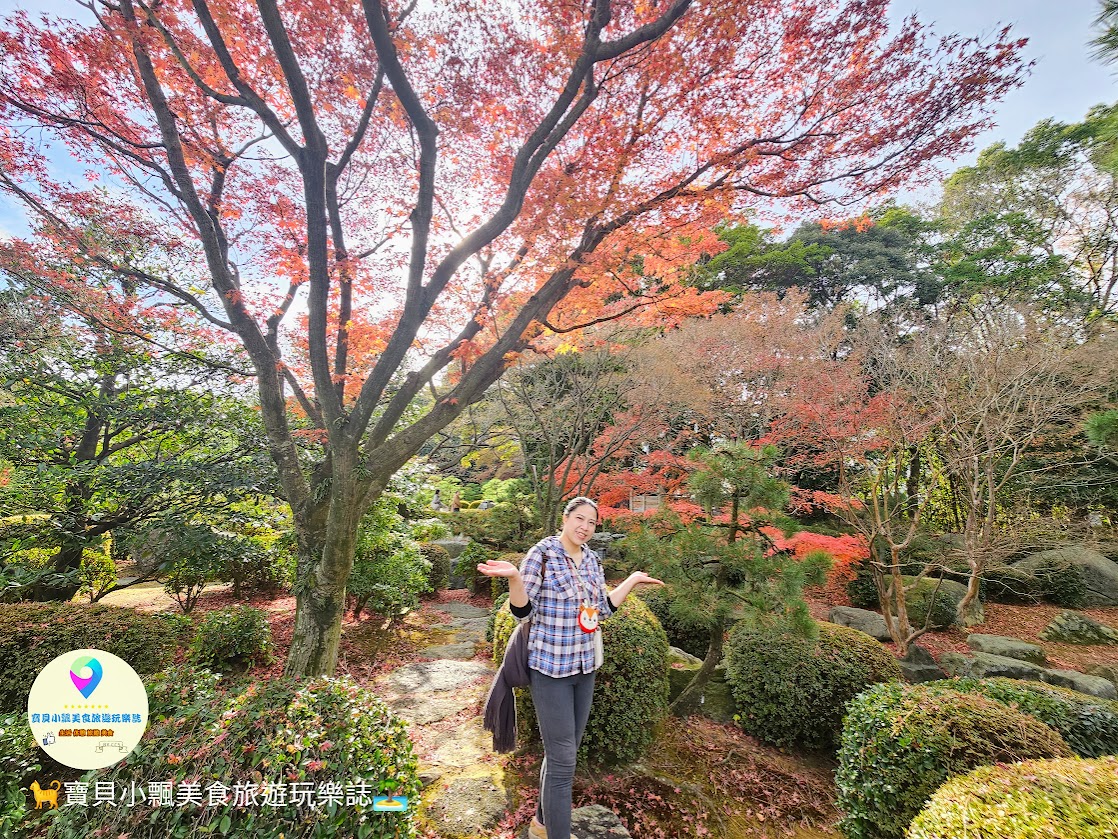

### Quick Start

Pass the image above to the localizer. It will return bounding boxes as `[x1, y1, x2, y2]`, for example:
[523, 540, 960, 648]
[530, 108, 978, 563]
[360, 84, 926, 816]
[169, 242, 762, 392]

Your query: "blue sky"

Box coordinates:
[887, 0, 1115, 156]
[0, 0, 1113, 235]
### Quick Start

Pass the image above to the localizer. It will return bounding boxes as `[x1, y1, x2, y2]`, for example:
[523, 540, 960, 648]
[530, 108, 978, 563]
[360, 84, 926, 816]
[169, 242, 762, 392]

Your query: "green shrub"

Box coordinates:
[350, 538, 430, 620]
[487, 592, 510, 642]
[1033, 557, 1088, 608]
[221, 536, 294, 597]
[410, 518, 451, 543]
[78, 540, 117, 603]
[847, 565, 879, 610]
[946, 677, 1118, 759]
[0, 602, 178, 714]
[836, 682, 1073, 839]
[908, 755, 1118, 839]
[492, 598, 670, 767]
[188, 606, 274, 673]
[725, 620, 903, 752]
[154, 523, 242, 613]
[145, 665, 223, 723]
[418, 543, 451, 593]
[981, 565, 1042, 604]
[455, 542, 497, 594]
[637, 587, 715, 659]
[1, 711, 40, 838]
[46, 677, 420, 839]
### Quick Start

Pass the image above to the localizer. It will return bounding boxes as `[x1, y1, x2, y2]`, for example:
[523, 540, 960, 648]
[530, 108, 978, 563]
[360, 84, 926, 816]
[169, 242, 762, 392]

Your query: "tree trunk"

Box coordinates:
[34, 542, 84, 602]
[957, 562, 985, 626]
[284, 458, 365, 678]
[669, 621, 725, 717]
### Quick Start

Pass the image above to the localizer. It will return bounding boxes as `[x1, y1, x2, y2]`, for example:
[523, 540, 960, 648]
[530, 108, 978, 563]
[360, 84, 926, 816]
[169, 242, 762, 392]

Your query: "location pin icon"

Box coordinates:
[70, 655, 103, 699]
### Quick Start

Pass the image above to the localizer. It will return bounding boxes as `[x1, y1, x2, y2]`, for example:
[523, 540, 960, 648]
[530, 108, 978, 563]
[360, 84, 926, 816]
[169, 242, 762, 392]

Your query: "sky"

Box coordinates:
[0, 0, 1114, 236]
[886, 0, 1115, 161]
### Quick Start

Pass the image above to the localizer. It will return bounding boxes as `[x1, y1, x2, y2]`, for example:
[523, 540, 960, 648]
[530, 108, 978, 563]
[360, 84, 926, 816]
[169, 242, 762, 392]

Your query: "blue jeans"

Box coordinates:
[529, 668, 596, 839]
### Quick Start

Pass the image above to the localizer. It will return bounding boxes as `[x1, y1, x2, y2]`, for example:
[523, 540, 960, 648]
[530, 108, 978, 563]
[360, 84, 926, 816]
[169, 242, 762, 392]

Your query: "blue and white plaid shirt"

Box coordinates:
[518, 534, 615, 677]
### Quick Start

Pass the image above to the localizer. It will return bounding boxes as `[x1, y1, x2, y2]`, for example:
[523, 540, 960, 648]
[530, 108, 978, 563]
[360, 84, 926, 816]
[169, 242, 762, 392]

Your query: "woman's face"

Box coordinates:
[561, 502, 598, 545]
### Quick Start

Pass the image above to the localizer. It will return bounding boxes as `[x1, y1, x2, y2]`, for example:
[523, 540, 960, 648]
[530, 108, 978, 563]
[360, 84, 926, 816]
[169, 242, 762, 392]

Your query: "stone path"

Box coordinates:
[373, 600, 510, 838]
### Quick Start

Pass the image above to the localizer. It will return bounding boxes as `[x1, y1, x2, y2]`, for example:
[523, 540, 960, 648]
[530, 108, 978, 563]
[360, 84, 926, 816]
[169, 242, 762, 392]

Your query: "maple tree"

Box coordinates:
[0, 0, 1027, 675]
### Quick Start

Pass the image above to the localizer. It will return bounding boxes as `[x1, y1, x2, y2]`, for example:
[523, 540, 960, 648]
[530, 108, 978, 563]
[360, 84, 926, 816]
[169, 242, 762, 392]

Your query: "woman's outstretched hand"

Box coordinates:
[628, 571, 664, 587]
[476, 560, 521, 579]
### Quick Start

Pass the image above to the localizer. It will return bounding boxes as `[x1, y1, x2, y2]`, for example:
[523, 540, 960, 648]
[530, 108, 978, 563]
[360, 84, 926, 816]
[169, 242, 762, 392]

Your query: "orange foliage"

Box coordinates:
[765, 528, 870, 606]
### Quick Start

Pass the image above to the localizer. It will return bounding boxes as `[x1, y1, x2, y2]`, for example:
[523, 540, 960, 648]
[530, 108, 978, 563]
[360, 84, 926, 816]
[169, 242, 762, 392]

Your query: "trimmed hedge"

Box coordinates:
[945, 677, 1118, 759]
[907, 756, 1118, 839]
[418, 542, 451, 593]
[836, 682, 1073, 839]
[47, 676, 420, 839]
[492, 597, 670, 767]
[637, 587, 715, 659]
[0, 602, 178, 713]
[1, 711, 40, 837]
[725, 620, 903, 751]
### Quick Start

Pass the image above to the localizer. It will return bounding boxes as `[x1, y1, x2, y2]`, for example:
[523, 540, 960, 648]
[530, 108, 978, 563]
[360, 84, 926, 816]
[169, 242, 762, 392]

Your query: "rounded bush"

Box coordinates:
[0, 603, 178, 714]
[455, 542, 497, 593]
[725, 620, 903, 751]
[836, 682, 1073, 839]
[908, 756, 1118, 839]
[946, 677, 1118, 759]
[188, 606, 274, 673]
[487, 592, 510, 642]
[492, 597, 670, 767]
[46, 677, 420, 839]
[637, 587, 714, 659]
[847, 566, 879, 610]
[418, 542, 451, 592]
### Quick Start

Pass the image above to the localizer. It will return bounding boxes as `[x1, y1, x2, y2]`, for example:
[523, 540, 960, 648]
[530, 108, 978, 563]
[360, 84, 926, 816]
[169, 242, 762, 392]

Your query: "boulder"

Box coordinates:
[432, 536, 470, 558]
[668, 646, 703, 666]
[1040, 668, 1118, 701]
[568, 805, 632, 839]
[1087, 664, 1118, 684]
[966, 633, 1047, 666]
[939, 651, 1045, 681]
[828, 606, 893, 642]
[1014, 547, 1118, 607]
[1038, 611, 1118, 645]
[898, 643, 945, 684]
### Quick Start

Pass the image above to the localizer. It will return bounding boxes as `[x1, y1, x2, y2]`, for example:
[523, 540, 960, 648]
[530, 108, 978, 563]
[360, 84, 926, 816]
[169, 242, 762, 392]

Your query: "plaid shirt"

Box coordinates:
[518, 535, 615, 677]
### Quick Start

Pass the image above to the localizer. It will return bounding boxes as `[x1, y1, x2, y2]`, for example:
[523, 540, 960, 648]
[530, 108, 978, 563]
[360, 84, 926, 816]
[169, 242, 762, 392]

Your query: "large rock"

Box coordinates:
[1040, 668, 1118, 701]
[1038, 611, 1118, 645]
[966, 633, 1047, 665]
[1087, 664, 1118, 684]
[569, 804, 632, 839]
[898, 643, 945, 684]
[1014, 547, 1118, 607]
[433, 536, 470, 558]
[939, 651, 1045, 680]
[828, 606, 892, 642]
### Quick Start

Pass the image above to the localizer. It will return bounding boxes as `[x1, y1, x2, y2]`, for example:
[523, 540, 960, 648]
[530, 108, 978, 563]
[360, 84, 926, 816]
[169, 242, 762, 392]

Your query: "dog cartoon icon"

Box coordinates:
[30, 780, 61, 809]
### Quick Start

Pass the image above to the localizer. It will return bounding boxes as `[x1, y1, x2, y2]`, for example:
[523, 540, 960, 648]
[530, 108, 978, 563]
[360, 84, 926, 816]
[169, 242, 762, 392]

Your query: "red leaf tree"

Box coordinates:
[0, 0, 1027, 675]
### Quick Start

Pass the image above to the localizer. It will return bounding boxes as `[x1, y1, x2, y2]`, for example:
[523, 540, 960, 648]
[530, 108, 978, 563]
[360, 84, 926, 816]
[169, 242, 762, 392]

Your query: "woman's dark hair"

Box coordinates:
[563, 496, 599, 517]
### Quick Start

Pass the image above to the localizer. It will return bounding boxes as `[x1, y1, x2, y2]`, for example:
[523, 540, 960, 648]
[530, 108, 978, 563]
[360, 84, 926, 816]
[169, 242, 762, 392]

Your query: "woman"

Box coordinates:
[477, 496, 663, 839]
